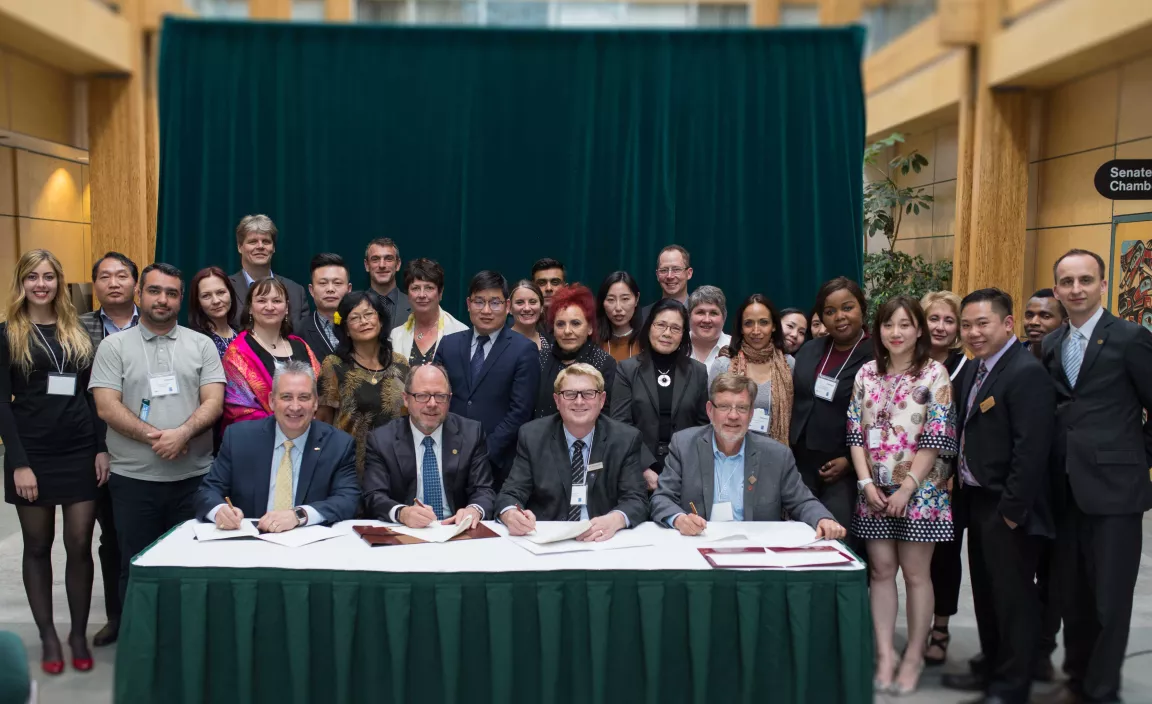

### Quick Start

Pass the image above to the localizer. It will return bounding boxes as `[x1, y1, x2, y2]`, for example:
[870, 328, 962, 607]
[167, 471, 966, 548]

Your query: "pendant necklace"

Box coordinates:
[657, 367, 672, 388]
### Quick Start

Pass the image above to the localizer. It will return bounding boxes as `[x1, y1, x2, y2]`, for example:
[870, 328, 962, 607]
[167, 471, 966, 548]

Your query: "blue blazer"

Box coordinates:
[194, 417, 361, 524]
[434, 325, 541, 486]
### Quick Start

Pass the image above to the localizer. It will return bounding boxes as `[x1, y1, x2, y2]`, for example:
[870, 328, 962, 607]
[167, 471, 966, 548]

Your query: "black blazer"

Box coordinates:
[609, 353, 709, 469]
[956, 341, 1057, 537]
[1041, 309, 1152, 515]
[194, 418, 360, 524]
[361, 413, 495, 520]
[789, 335, 875, 453]
[495, 415, 649, 526]
[229, 271, 311, 329]
[434, 325, 541, 486]
[294, 310, 346, 365]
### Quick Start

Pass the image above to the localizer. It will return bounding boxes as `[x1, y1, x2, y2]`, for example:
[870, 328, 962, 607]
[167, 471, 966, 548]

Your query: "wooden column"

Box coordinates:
[144, 30, 160, 258]
[325, 0, 352, 20]
[751, 0, 780, 26]
[818, 0, 862, 25]
[951, 48, 977, 293]
[250, 0, 292, 19]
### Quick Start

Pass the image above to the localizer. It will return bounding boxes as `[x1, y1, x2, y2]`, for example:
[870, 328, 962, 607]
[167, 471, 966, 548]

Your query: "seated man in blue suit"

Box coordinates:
[434, 270, 540, 490]
[195, 360, 360, 531]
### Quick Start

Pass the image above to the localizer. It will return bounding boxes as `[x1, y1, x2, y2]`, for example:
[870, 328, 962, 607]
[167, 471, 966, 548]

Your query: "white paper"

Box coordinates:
[710, 502, 734, 522]
[257, 525, 340, 548]
[709, 548, 851, 569]
[150, 373, 179, 396]
[758, 520, 820, 548]
[387, 514, 473, 544]
[763, 548, 853, 568]
[748, 408, 769, 434]
[570, 485, 588, 506]
[524, 520, 592, 544]
[508, 528, 653, 555]
[814, 375, 838, 401]
[46, 373, 76, 396]
[698, 523, 750, 542]
[194, 520, 260, 542]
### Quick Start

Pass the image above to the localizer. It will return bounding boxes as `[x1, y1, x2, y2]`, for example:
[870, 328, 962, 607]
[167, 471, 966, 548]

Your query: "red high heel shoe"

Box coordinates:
[72, 656, 94, 671]
[41, 660, 65, 675]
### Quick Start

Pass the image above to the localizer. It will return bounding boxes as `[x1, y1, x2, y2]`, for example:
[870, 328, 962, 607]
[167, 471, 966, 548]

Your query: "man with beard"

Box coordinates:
[89, 263, 225, 605]
[1021, 289, 1067, 358]
[364, 237, 409, 331]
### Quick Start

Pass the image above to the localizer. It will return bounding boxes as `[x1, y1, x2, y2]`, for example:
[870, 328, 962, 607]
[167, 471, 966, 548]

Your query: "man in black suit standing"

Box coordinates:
[365, 238, 410, 331]
[1022, 289, 1067, 358]
[361, 364, 494, 528]
[434, 271, 540, 491]
[1035, 249, 1152, 704]
[228, 214, 309, 328]
[939, 289, 1056, 704]
[295, 253, 351, 361]
[495, 363, 648, 541]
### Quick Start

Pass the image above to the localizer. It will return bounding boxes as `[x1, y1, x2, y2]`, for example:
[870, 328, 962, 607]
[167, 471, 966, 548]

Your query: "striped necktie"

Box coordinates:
[568, 439, 586, 521]
[1063, 329, 1084, 389]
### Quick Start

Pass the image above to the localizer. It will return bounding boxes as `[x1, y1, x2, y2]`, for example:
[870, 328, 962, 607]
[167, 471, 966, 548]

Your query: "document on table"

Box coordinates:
[702, 546, 854, 569]
[698, 523, 751, 542]
[193, 520, 340, 548]
[194, 520, 260, 542]
[508, 527, 654, 555]
[387, 514, 473, 543]
[523, 520, 592, 544]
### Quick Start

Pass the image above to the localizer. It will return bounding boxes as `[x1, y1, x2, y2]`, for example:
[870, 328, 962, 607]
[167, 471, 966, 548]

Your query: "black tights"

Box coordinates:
[16, 501, 97, 656]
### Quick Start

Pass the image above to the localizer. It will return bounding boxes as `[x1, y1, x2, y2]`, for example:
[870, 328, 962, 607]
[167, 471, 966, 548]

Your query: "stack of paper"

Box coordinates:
[386, 515, 473, 543]
[192, 520, 340, 548]
[507, 521, 653, 555]
[523, 520, 591, 544]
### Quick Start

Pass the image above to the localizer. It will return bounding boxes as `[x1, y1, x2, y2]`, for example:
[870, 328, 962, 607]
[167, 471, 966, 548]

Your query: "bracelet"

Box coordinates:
[904, 474, 921, 490]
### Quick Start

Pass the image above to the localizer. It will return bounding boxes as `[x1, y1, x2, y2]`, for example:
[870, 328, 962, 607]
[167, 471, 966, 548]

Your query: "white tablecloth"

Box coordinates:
[134, 519, 862, 573]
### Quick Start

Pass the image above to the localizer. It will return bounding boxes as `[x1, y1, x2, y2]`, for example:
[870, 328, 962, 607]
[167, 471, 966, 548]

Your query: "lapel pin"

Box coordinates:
[452, 449, 458, 455]
[748, 476, 757, 485]
[313, 447, 320, 451]
[1097, 340, 1103, 344]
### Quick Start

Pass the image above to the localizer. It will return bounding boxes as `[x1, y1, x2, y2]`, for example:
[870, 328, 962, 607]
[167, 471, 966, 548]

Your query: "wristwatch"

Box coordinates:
[294, 506, 308, 526]
[856, 478, 874, 490]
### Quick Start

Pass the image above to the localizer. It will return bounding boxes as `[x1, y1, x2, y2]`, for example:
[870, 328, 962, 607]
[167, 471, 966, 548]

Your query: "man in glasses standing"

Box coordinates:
[641, 245, 694, 323]
[435, 271, 540, 491]
[495, 364, 648, 541]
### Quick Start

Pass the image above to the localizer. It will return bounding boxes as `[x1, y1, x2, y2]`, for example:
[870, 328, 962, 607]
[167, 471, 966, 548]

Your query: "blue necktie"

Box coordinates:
[421, 436, 445, 520]
[470, 335, 490, 383]
[1063, 330, 1084, 389]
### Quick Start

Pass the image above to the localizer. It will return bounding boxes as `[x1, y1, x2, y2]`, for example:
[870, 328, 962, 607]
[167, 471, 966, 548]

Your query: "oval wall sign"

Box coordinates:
[1095, 160, 1152, 199]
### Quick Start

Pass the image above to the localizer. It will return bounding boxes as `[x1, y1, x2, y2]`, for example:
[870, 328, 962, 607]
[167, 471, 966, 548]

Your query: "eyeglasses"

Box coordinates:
[408, 392, 450, 404]
[558, 389, 601, 401]
[713, 404, 751, 415]
[535, 278, 564, 288]
[469, 297, 506, 310]
[347, 312, 378, 325]
[657, 267, 686, 276]
[652, 322, 684, 335]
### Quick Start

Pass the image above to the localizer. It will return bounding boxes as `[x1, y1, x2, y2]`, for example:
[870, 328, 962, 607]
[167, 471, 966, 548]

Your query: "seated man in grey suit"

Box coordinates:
[495, 363, 648, 542]
[651, 372, 847, 539]
[361, 364, 495, 528]
[196, 361, 360, 531]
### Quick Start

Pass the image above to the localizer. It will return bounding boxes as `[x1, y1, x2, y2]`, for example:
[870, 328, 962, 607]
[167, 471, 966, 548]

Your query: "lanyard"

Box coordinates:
[817, 331, 864, 380]
[138, 330, 172, 377]
[32, 325, 64, 374]
[949, 355, 967, 381]
[716, 454, 742, 502]
[875, 373, 906, 427]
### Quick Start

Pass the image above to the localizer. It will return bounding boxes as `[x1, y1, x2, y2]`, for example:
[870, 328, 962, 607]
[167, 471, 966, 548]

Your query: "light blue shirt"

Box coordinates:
[242, 269, 276, 288]
[470, 327, 501, 362]
[666, 434, 747, 528]
[101, 305, 139, 337]
[1066, 305, 1104, 362]
[266, 424, 322, 525]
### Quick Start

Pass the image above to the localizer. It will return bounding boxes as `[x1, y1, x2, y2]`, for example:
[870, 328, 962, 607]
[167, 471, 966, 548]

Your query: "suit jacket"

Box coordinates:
[194, 417, 360, 523]
[650, 425, 833, 528]
[956, 341, 1057, 537]
[361, 413, 495, 520]
[228, 271, 310, 329]
[1041, 309, 1152, 515]
[609, 353, 709, 469]
[379, 288, 412, 331]
[495, 415, 649, 526]
[433, 325, 541, 487]
[295, 310, 346, 364]
[789, 336, 875, 454]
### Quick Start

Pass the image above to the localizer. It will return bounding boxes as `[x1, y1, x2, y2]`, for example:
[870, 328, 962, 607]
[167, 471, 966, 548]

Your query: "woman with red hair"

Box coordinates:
[534, 283, 617, 417]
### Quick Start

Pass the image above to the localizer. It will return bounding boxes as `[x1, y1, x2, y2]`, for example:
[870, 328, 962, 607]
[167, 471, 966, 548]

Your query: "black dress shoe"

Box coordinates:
[970, 652, 988, 675]
[93, 621, 119, 647]
[944, 672, 988, 692]
[1030, 684, 1081, 704]
[1032, 657, 1057, 683]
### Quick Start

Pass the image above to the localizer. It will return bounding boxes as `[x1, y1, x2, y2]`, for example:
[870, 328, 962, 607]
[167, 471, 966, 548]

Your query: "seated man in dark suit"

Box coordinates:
[495, 363, 648, 541]
[362, 364, 495, 527]
[228, 214, 309, 328]
[651, 372, 846, 539]
[434, 270, 540, 490]
[195, 360, 360, 531]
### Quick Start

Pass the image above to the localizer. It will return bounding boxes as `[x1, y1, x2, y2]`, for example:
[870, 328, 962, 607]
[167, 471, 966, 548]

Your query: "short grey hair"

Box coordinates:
[708, 372, 757, 403]
[272, 360, 317, 395]
[688, 286, 727, 319]
[404, 363, 452, 394]
[235, 214, 278, 246]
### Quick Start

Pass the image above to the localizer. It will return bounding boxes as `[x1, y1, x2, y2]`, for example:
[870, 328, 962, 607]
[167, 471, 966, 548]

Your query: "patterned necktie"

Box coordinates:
[1063, 329, 1084, 389]
[568, 439, 586, 521]
[272, 440, 295, 510]
[421, 436, 446, 520]
[470, 335, 490, 383]
[958, 362, 988, 487]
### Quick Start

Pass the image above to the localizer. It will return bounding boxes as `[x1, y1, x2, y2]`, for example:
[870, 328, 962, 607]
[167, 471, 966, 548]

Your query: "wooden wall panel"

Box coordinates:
[1113, 138, 1152, 216]
[895, 131, 936, 188]
[17, 219, 87, 282]
[863, 16, 945, 94]
[89, 73, 149, 273]
[0, 50, 9, 131]
[1032, 224, 1110, 289]
[933, 180, 957, 236]
[1034, 147, 1112, 229]
[751, 0, 780, 26]
[0, 147, 14, 217]
[249, 0, 291, 18]
[0, 215, 16, 297]
[866, 50, 964, 141]
[1118, 55, 1152, 142]
[325, 0, 352, 20]
[934, 123, 960, 180]
[14, 150, 83, 223]
[81, 163, 90, 223]
[7, 52, 75, 146]
[1041, 68, 1118, 159]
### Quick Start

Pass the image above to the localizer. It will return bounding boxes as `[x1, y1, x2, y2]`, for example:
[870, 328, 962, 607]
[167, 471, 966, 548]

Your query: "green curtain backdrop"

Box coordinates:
[157, 19, 864, 318]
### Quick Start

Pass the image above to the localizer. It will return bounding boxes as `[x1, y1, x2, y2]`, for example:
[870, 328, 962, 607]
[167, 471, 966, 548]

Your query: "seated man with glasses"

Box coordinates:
[495, 363, 648, 541]
[650, 372, 846, 539]
[434, 271, 541, 492]
[641, 244, 694, 323]
[362, 363, 495, 528]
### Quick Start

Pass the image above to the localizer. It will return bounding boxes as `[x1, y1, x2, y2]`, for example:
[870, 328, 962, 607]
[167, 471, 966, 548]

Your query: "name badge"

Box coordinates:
[748, 408, 770, 434]
[46, 372, 77, 396]
[710, 501, 735, 522]
[814, 374, 839, 401]
[571, 484, 588, 506]
[979, 396, 996, 413]
[587, 462, 604, 473]
[150, 373, 179, 397]
[868, 427, 883, 449]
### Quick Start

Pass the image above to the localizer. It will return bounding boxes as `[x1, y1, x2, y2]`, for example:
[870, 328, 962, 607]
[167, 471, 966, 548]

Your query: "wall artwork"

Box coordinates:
[1111, 217, 1152, 332]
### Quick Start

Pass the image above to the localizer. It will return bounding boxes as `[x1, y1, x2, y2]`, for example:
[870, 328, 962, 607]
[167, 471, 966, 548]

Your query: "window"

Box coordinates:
[292, 0, 326, 19]
[413, 0, 480, 23]
[357, 0, 407, 21]
[697, 4, 747, 26]
[188, 0, 249, 17]
[779, 5, 817, 26]
[626, 4, 690, 26]
[487, 1, 549, 25]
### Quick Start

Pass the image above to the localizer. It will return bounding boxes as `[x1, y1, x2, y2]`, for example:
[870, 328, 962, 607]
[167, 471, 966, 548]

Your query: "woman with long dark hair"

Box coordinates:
[709, 294, 795, 445]
[318, 291, 409, 477]
[188, 266, 239, 357]
[610, 299, 709, 491]
[534, 284, 617, 417]
[597, 271, 642, 362]
[1, 249, 103, 674]
[779, 307, 811, 355]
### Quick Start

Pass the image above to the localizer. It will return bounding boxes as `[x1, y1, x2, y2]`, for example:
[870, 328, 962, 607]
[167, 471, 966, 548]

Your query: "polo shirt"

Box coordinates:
[89, 323, 226, 482]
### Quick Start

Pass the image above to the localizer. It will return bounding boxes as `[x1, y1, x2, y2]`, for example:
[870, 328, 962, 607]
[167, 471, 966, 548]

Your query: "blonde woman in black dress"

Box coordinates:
[1, 249, 105, 674]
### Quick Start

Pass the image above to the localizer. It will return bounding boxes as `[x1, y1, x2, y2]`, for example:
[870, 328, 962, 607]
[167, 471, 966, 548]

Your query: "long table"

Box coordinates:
[115, 520, 873, 704]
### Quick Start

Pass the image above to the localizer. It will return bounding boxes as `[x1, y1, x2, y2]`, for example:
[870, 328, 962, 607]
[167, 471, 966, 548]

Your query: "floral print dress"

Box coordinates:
[847, 359, 957, 542]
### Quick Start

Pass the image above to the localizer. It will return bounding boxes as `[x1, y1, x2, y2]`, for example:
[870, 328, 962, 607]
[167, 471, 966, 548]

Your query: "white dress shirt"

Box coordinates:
[691, 332, 731, 368]
[388, 421, 486, 522]
[1067, 305, 1105, 361]
[207, 423, 322, 526]
[470, 327, 502, 363]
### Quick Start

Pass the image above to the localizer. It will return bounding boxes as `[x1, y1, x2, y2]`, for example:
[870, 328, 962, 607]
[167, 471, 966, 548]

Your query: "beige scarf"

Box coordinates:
[722, 345, 794, 444]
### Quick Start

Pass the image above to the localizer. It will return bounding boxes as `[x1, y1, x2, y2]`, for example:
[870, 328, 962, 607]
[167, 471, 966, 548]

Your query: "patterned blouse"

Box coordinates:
[846, 359, 957, 487]
[319, 353, 409, 479]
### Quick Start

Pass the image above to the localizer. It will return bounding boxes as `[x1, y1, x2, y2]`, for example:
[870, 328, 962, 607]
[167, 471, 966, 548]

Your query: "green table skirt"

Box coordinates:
[115, 566, 873, 704]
